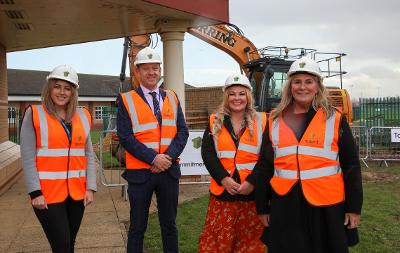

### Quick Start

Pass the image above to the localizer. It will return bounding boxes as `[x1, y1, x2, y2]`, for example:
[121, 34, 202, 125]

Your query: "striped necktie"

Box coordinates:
[149, 91, 162, 126]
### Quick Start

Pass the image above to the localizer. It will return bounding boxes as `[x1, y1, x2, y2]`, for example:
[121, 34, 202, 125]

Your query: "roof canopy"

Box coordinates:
[0, 0, 229, 52]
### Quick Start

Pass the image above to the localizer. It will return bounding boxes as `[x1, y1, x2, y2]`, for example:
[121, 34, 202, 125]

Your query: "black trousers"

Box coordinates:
[127, 171, 179, 253]
[33, 195, 85, 253]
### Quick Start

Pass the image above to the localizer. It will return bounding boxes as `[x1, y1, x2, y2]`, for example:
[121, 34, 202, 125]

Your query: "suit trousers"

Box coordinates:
[127, 170, 179, 253]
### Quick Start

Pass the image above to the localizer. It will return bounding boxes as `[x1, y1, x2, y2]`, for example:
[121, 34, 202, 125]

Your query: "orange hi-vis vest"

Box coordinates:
[209, 112, 267, 196]
[31, 105, 91, 204]
[120, 89, 178, 169]
[269, 108, 344, 206]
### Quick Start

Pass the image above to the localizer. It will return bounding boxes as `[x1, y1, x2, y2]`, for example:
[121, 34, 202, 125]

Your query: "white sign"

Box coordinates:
[391, 128, 400, 142]
[179, 130, 209, 175]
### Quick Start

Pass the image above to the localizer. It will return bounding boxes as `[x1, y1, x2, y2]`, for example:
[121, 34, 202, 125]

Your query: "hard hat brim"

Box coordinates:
[223, 83, 252, 92]
[46, 76, 79, 88]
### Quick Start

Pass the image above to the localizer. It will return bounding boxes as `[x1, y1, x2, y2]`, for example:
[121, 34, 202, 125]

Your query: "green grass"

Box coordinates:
[144, 195, 209, 253]
[90, 130, 103, 145]
[95, 151, 125, 169]
[350, 167, 400, 252]
[142, 160, 400, 253]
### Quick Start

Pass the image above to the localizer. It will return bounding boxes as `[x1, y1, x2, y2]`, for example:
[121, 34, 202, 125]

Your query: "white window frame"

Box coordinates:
[95, 106, 107, 120]
[8, 107, 17, 124]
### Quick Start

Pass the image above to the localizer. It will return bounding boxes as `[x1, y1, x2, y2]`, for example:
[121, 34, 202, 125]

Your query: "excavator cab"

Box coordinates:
[243, 47, 350, 121]
[244, 57, 293, 112]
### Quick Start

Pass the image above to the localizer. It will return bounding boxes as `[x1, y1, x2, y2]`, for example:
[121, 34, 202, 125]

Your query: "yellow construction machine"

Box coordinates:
[122, 23, 353, 124]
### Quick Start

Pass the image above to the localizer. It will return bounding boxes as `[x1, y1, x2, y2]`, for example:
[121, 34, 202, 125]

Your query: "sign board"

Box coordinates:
[179, 130, 209, 175]
[391, 128, 400, 142]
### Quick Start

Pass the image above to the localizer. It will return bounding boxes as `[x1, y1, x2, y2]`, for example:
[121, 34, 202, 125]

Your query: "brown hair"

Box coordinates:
[270, 74, 334, 122]
[212, 85, 257, 138]
[41, 79, 78, 123]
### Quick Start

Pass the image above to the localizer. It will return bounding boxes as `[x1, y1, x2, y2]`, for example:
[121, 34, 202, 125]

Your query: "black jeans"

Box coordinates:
[33, 195, 85, 253]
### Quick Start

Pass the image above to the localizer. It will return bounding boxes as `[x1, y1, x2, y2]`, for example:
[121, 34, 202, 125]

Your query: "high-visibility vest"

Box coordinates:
[269, 108, 344, 206]
[120, 89, 178, 169]
[209, 112, 267, 196]
[31, 105, 91, 204]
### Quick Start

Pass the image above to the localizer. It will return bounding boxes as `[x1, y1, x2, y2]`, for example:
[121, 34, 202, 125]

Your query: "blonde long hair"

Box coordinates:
[41, 79, 78, 123]
[270, 74, 334, 122]
[212, 85, 257, 138]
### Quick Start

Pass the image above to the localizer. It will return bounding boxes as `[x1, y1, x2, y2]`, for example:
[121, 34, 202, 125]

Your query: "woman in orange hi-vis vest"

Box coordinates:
[255, 57, 363, 253]
[198, 73, 267, 252]
[20, 65, 96, 253]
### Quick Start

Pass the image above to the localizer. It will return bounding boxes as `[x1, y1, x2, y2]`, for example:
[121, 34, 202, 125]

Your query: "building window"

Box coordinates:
[8, 107, 17, 124]
[78, 106, 86, 109]
[95, 106, 107, 120]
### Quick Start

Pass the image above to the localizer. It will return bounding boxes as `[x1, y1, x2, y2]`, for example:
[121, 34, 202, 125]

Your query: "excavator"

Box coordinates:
[122, 23, 353, 124]
[111, 24, 353, 163]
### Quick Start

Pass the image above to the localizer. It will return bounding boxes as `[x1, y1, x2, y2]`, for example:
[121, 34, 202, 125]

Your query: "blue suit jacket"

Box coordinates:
[117, 87, 189, 183]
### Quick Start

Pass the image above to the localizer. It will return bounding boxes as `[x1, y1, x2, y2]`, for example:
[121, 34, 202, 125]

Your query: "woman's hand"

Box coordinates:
[221, 177, 240, 195]
[344, 213, 360, 229]
[259, 214, 270, 227]
[84, 190, 94, 206]
[236, 181, 255, 195]
[32, 195, 48, 210]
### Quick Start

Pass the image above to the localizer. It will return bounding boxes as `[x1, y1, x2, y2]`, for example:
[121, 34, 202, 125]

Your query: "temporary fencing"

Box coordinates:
[97, 129, 211, 200]
[369, 127, 400, 167]
[350, 126, 369, 167]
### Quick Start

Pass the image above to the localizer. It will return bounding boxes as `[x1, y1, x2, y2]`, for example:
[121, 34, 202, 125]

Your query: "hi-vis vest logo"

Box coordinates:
[78, 135, 82, 141]
[63, 71, 69, 77]
[234, 77, 239, 82]
[305, 133, 318, 144]
[148, 54, 153, 59]
[299, 62, 306, 68]
[195, 26, 237, 48]
[166, 108, 170, 113]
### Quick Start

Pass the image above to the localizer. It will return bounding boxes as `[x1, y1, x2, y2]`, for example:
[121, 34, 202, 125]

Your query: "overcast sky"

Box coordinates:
[6, 0, 400, 100]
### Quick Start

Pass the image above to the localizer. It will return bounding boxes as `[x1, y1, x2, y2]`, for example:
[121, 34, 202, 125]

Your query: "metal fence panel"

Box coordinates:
[369, 127, 400, 162]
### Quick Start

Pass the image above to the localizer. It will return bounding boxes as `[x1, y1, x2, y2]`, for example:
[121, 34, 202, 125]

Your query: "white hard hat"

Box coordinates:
[223, 73, 252, 92]
[287, 57, 323, 80]
[46, 65, 79, 88]
[134, 47, 162, 66]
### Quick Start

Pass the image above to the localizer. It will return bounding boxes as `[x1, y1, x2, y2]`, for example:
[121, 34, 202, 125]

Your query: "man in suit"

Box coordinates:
[117, 47, 189, 253]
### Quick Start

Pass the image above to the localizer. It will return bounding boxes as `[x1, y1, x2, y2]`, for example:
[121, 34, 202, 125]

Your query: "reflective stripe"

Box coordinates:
[165, 90, 178, 121]
[238, 143, 258, 154]
[124, 92, 140, 133]
[76, 108, 90, 139]
[68, 169, 87, 178]
[275, 146, 297, 158]
[69, 149, 85, 157]
[38, 171, 67, 180]
[38, 170, 87, 180]
[161, 138, 173, 146]
[274, 167, 297, 179]
[256, 112, 263, 152]
[300, 165, 342, 180]
[162, 119, 176, 127]
[217, 150, 236, 158]
[212, 118, 219, 153]
[237, 162, 256, 171]
[324, 113, 336, 149]
[137, 122, 158, 132]
[36, 105, 49, 148]
[271, 118, 280, 147]
[37, 148, 69, 157]
[298, 146, 338, 160]
[143, 142, 159, 149]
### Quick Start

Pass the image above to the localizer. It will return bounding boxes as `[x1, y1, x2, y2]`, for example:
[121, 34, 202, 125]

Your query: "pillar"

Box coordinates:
[0, 44, 7, 143]
[0, 44, 23, 197]
[155, 19, 191, 116]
